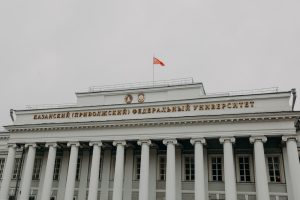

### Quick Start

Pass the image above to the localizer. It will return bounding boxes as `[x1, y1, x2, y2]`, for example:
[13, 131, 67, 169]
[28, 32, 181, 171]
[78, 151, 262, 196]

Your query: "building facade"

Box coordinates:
[0, 80, 299, 200]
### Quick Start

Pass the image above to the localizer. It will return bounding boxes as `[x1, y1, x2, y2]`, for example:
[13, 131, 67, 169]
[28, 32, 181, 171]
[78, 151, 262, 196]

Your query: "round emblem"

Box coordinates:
[124, 94, 133, 104]
[138, 93, 145, 103]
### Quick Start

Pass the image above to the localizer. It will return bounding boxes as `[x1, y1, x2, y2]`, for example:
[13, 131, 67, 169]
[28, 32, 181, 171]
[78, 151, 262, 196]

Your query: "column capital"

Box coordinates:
[219, 137, 235, 144]
[7, 143, 17, 148]
[137, 139, 151, 146]
[24, 143, 37, 148]
[190, 138, 206, 145]
[67, 142, 80, 147]
[249, 136, 267, 144]
[45, 142, 58, 148]
[163, 139, 177, 145]
[282, 135, 299, 142]
[89, 141, 103, 147]
[113, 140, 126, 146]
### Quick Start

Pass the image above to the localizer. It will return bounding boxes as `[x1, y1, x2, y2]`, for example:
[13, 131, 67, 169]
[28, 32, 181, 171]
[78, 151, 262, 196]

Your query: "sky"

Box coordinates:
[0, 0, 300, 128]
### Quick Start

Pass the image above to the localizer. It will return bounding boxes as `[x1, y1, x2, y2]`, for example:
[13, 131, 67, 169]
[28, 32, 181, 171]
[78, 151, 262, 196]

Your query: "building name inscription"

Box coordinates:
[33, 101, 255, 120]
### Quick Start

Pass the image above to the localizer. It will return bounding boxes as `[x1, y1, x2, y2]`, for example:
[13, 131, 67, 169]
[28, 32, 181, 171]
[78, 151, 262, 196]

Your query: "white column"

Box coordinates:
[282, 136, 300, 199]
[64, 142, 80, 200]
[163, 139, 177, 200]
[112, 140, 126, 200]
[250, 136, 270, 200]
[0, 144, 17, 200]
[88, 142, 102, 200]
[137, 140, 151, 200]
[219, 137, 237, 200]
[19, 143, 37, 200]
[191, 138, 207, 200]
[41, 143, 58, 200]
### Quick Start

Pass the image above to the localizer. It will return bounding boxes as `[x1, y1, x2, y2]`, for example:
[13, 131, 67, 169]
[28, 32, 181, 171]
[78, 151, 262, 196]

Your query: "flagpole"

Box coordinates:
[153, 54, 155, 86]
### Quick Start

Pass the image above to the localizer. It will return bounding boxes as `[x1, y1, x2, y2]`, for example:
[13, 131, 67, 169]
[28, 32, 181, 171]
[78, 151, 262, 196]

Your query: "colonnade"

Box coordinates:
[0, 135, 299, 200]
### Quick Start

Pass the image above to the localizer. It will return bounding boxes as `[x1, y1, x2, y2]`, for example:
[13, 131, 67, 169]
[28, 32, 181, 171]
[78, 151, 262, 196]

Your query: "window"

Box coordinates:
[50, 197, 55, 200]
[209, 155, 223, 181]
[29, 196, 35, 200]
[32, 158, 43, 180]
[267, 155, 282, 183]
[236, 155, 253, 182]
[157, 155, 166, 181]
[134, 156, 141, 180]
[183, 155, 194, 181]
[0, 158, 5, 179]
[12, 158, 22, 180]
[53, 158, 61, 180]
[9, 196, 16, 200]
[75, 158, 81, 181]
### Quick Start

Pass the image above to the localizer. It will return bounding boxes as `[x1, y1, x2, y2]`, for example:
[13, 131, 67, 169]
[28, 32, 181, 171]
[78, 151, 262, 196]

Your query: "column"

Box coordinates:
[137, 140, 151, 200]
[88, 142, 102, 200]
[219, 137, 237, 200]
[19, 143, 37, 200]
[282, 136, 300, 199]
[190, 138, 207, 200]
[0, 144, 17, 200]
[64, 142, 80, 200]
[163, 139, 177, 200]
[41, 143, 58, 200]
[112, 140, 126, 200]
[250, 136, 270, 200]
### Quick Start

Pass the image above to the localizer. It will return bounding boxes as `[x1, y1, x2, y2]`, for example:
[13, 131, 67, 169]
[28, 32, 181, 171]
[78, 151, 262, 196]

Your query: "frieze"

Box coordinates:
[33, 101, 254, 120]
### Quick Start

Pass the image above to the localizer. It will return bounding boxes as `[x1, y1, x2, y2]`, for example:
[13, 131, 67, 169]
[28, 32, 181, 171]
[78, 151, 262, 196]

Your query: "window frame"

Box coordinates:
[53, 157, 62, 181]
[32, 157, 43, 180]
[235, 154, 254, 183]
[156, 155, 166, 181]
[133, 155, 141, 180]
[182, 154, 195, 181]
[12, 157, 22, 180]
[208, 154, 224, 182]
[0, 157, 6, 179]
[265, 154, 285, 183]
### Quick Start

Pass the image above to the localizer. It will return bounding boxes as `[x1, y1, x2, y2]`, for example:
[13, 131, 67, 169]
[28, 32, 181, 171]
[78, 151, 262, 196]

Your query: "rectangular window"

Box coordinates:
[210, 156, 223, 181]
[0, 158, 5, 179]
[183, 155, 194, 181]
[158, 156, 166, 181]
[134, 156, 141, 180]
[237, 155, 252, 182]
[29, 196, 35, 200]
[32, 158, 43, 180]
[75, 158, 81, 181]
[12, 158, 22, 180]
[267, 156, 281, 183]
[53, 158, 61, 180]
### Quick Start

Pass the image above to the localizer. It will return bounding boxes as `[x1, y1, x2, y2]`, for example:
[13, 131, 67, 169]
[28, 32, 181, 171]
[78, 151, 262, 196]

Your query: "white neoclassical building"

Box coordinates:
[0, 79, 299, 200]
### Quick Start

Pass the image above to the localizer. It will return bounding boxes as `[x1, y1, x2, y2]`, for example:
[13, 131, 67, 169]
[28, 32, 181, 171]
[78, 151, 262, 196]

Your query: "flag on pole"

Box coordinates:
[153, 57, 165, 66]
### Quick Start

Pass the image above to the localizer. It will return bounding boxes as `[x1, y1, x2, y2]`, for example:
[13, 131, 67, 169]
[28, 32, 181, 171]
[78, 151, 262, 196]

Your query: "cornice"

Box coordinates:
[5, 111, 300, 133]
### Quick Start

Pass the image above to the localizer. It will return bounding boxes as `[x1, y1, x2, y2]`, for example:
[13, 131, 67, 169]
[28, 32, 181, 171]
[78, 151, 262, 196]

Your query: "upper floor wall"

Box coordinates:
[10, 83, 294, 126]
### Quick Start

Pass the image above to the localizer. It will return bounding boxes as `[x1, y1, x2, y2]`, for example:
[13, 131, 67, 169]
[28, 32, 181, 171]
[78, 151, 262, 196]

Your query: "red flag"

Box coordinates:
[153, 57, 165, 66]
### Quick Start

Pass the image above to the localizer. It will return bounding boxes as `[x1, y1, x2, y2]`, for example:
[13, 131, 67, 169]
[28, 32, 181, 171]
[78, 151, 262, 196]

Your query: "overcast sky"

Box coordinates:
[0, 0, 300, 128]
